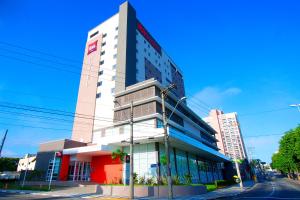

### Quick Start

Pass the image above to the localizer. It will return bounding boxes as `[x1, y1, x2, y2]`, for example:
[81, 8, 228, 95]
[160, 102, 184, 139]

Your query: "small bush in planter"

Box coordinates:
[133, 173, 138, 184]
[172, 175, 181, 185]
[184, 173, 192, 185]
[138, 176, 145, 185]
[145, 177, 155, 185]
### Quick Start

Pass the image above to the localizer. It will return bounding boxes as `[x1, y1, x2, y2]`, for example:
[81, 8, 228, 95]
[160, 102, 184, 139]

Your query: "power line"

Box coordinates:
[243, 133, 284, 138]
[0, 41, 129, 77]
[239, 107, 292, 117]
[0, 41, 213, 115]
[0, 101, 156, 128]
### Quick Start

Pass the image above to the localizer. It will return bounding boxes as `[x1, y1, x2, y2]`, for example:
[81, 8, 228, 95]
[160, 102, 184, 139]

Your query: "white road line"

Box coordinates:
[239, 197, 300, 199]
[269, 182, 276, 197]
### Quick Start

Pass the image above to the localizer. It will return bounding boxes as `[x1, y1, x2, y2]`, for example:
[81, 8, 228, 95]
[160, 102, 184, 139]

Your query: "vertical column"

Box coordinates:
[116, 1, 137, 93]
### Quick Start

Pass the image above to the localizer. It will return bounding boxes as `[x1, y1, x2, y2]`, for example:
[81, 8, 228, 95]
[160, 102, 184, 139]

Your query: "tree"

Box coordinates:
[111, 149, 127, 163]
[0, 157, 19, 172]
[271, 125, 300, 178]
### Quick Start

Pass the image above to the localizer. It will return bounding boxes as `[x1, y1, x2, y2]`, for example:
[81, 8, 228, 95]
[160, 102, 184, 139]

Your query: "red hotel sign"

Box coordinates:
[87, 40, 98, 55]
[137, 22, 162, 55]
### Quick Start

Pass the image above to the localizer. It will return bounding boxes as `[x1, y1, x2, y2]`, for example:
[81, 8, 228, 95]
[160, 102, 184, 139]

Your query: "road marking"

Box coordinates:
[238, 197, 300, 199]
[269, 182, 276, 197]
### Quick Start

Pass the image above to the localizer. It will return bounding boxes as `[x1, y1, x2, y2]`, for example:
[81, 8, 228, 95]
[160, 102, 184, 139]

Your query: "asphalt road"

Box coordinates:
[223, 176, 300, 200]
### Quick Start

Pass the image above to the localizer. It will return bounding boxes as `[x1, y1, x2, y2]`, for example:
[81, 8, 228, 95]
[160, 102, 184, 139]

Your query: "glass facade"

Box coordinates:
[68, 161, 91, 181]
[158, 143, 223, 184]
[46, 157, 61, 181]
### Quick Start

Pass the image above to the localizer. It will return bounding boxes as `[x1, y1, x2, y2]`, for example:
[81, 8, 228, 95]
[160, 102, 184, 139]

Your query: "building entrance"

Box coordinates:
[68, 161, 91, 181]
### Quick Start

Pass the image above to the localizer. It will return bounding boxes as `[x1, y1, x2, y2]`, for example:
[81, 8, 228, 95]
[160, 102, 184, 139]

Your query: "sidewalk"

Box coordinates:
[0, 180, 255, 199]
[136, 180, 255, 200]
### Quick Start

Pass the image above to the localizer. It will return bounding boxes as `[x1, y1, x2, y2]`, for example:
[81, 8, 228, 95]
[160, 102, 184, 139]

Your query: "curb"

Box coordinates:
[0, 189, 101, 198]
[206, 182, 257, 200]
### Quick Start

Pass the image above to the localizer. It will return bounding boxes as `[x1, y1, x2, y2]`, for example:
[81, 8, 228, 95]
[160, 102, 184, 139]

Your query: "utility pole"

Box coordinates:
[22, 154, 29, 188]
[114, 99, 135, 199]
[230, 136, 243, 190]
[161, 83, 176, 199]
[129, 101, 134, 200]
[0, 129, 8, 157]
[233, 153, 243, 189]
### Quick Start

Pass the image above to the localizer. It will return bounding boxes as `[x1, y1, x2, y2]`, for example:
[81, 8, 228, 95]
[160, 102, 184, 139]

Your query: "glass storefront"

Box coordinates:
[68, 161, 91, 181]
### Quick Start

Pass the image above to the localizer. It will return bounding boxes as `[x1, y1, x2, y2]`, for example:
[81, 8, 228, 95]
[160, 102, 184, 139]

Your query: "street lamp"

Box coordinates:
[161, 84, 186, 199]
[168, 96, 187, 121]
[289, 104, 300, 112]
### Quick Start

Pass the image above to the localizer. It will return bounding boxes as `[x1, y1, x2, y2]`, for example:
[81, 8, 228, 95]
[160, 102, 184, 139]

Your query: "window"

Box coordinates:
[115, 27, 118, 31]
[102, 33, 107, 38]
[114, 35, 118, 39]
[97, 81, 102, 86]
[113, 54, 117, 59]
[112, 64, 117, 70]
[99, 70, 103, 75]
[90, 31, 99, 38]
[112, 76, 116, 81]
[100, 51, 105, 55]
[111, 88, 115, 94]
[101, 42, 106, 46]
[100, 60, 104, 65]
[96, 93, 101, 98]
[114, 44, 118, 49]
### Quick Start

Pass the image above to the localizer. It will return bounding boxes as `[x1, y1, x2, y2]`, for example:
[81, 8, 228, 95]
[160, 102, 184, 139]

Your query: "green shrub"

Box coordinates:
[138, 176, 145, 185]
[205, 184, 217, 191]
[133, 173, 138, 184]
[184, 173, 192, 185]
[172, 175, 181, 185]
[214, 179, 235, 188]
[145, 177, 155, 185]
[161, 176, 167, 185]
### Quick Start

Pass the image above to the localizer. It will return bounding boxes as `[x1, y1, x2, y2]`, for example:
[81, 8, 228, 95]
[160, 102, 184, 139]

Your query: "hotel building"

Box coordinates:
[35, 1, 230, 185]
[204, 110, 247, 160]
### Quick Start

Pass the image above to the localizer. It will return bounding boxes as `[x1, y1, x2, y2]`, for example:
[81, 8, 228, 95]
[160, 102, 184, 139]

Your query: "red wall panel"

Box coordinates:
[59, 155, 70, 181]
[90, 155, 123, 184]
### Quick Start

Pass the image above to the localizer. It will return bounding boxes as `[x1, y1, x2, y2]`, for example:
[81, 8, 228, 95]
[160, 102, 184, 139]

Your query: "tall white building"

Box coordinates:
[204, 110, 247, 160]
[35, 1, 230, 186]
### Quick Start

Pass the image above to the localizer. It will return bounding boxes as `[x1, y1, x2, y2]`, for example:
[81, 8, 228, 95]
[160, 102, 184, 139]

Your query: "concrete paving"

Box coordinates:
[0, 180, 255, 200]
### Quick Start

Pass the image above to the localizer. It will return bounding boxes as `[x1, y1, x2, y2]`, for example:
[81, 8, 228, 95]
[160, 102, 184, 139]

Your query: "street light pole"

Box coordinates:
[161, 83, 176, 200]
[48, 152, 57, 191]
[129, 101, 134, 200]
[21, 154, 29, 188]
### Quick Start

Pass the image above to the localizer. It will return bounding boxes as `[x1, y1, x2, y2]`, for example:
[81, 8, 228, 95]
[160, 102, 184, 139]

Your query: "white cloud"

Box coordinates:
[187, 86, 242, 116]
[1, 149, 19, 158]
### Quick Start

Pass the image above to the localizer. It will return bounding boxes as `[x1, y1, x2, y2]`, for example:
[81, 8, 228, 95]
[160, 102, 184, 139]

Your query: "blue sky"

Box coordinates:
[0, 0, 299, 163]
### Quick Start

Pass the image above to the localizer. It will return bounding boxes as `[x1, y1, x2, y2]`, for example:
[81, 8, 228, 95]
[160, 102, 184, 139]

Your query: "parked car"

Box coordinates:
[0, 171, 20, 180]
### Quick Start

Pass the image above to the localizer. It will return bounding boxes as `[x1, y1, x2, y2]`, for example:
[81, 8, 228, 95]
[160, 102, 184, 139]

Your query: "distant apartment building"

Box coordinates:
[17, 154, 36, 172]
[204, 110, 247, 160]
[35, 1, 231, 185]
